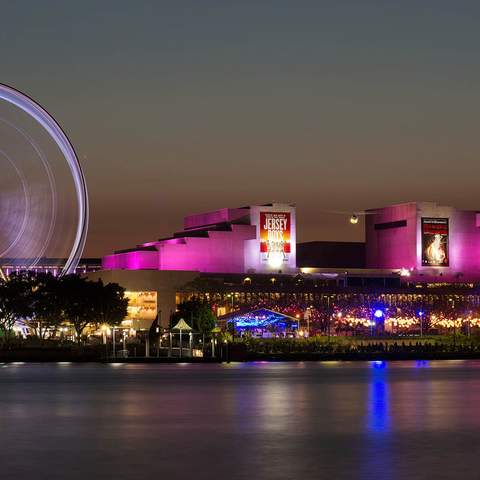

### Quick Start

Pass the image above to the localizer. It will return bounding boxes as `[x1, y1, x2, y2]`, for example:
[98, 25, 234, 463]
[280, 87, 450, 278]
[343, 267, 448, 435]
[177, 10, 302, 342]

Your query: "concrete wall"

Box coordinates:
[184, 207, 249, 230]
[102, 250, 159, 270]
[157, 225, 256, 273]
[366, 203, 417, 270]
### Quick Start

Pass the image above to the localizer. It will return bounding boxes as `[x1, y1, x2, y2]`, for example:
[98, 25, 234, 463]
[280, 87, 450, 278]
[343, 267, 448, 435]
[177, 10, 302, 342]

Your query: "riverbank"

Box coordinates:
[2, 335, 480, 363]
[2, 349, 480, 363]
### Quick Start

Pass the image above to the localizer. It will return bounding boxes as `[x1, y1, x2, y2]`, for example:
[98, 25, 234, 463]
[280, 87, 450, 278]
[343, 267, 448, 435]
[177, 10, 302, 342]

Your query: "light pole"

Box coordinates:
[156, 309, 162, 357]
[112, 327, 116, 359]
[227, 293, 236, 312]
[179, 328, 183, 358]
[449, 298, 456, 348]
[305, 307, 311, 336]
[102, 325, 108, 358]
[373, 309, 384, 337]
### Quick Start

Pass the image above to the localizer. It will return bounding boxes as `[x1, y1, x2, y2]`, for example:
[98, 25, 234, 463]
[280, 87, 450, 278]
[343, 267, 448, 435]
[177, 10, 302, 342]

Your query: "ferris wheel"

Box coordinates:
[0, 83, 88, 275]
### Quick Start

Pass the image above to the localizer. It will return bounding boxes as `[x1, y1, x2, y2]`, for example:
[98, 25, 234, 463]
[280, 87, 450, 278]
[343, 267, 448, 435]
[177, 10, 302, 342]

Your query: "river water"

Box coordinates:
[0, 360, 479, 480]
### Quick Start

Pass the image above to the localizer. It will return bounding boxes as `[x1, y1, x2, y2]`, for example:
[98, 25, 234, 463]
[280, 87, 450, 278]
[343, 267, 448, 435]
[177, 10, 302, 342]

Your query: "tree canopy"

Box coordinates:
[170, 298, 217, 334]
[0, 272, 128, 344]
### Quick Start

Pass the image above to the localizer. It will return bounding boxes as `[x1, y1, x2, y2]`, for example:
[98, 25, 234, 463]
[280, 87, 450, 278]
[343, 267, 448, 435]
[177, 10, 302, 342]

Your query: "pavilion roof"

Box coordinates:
[171, 318, 193, 331]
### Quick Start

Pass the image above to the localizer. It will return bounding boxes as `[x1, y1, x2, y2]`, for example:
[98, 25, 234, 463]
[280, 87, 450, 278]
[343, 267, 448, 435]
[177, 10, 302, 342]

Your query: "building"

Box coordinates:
[366, 202, 480, 282]
[102, 203, 296, 275]
[92, 200, 480, 331]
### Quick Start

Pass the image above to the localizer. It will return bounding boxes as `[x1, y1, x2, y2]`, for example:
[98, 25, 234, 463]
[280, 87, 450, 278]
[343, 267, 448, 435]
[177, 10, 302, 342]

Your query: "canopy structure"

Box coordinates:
[171, 318, 193, 331]
[222, 308, 298, 336]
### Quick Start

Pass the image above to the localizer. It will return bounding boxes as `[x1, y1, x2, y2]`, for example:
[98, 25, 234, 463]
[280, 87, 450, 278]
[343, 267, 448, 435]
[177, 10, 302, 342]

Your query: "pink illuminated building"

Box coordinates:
[366, 202, 480, 282]
[94, 200, 480, 328]
[102, 200, 480, 284]
[102, 203, 297, 274]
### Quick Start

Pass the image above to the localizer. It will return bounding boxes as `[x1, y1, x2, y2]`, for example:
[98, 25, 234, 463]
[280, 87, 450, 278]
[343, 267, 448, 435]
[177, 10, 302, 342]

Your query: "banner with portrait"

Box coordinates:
[421, 217, 449, 267]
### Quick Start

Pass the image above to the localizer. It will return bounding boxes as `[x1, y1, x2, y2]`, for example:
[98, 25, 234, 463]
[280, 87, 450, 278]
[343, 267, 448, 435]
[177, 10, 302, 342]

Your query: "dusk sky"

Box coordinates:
[2, 0, 480, 256]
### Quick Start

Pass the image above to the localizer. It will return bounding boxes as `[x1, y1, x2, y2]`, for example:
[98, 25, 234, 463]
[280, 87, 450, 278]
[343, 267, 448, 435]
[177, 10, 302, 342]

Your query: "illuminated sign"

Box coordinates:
[421, 218, 449, 267]
[260, 212, 291, 268]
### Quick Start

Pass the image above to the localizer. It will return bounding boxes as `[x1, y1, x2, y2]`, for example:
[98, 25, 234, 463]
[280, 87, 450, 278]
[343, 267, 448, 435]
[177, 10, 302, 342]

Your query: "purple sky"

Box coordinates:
[2, 1, 480, 256]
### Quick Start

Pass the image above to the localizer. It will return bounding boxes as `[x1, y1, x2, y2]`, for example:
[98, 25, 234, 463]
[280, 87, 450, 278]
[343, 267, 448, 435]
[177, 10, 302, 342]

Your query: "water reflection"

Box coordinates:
[367, 361, 391, 433]
[1, 362, 480, 479]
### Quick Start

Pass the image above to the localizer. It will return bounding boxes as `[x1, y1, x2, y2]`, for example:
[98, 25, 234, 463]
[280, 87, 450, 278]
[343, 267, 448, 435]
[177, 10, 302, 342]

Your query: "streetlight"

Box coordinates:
[156, 324, 160, 357]
[227, 293, 236, 312]
[101, 325, 109, 358]
[372, 309, 384, 337]
[448, 298, 456, 347]
[418, 311, 424, 337]
[305, 307, 311, 336]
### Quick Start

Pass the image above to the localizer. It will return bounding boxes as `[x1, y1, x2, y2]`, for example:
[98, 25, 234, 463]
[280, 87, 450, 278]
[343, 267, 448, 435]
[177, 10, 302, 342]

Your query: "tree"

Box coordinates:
[59, 275, 128, 343]
[0, 271, 35, 345]
[59, 275, 95, 343]
[196, 303, 217, 335]
[28, 273, 63, 340]
[170, 298, 217, 345]
[196, 303, 217, 353]
[90, 279, 128, 328]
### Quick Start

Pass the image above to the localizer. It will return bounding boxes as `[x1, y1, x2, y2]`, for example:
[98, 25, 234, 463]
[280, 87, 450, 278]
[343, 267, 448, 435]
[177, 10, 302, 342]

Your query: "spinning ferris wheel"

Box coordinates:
[0, 84, 88, 275]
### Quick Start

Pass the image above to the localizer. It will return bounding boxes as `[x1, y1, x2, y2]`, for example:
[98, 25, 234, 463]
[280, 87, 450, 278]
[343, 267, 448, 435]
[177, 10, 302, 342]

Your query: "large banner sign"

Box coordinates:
[421, 217, 449, 267]
[260, 212, 291, 266]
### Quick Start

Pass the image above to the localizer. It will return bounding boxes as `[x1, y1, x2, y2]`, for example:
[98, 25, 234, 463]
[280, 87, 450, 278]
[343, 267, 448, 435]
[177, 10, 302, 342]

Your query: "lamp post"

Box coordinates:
[211, 327, 221, 358]
[156, 309, 162, 357]
[227, 293, 236, 313]
[449, 298, 456, 348]
[179, 328, 183, 358]
[373, 309, 384, 337]
[102, 325, 108, 359]
[156, 325, 160, 357]
[305, 307, 311, 337]
[112, 327, 116, 359]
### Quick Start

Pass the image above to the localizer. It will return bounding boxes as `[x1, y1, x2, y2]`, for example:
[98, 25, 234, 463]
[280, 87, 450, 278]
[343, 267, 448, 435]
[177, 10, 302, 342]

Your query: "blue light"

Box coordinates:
[418, 311, 424, 317]
[227, 309, 297, 331]
[374, 309, 384, 319]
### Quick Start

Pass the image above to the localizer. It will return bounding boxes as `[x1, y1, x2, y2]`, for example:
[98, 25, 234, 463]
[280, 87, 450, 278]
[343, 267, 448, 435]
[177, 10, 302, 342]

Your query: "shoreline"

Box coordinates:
[1, 351, 480, 363]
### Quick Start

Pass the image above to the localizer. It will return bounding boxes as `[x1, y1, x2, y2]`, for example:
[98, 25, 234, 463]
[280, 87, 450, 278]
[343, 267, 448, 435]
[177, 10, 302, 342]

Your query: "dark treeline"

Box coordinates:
[0, 272, 128, 345]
